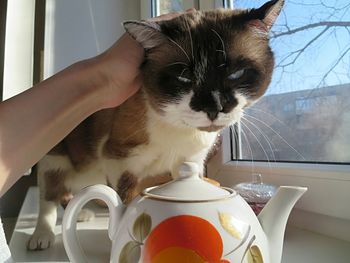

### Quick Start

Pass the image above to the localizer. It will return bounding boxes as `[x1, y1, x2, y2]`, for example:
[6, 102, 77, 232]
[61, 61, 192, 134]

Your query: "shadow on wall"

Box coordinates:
[0, 169, 37, 218]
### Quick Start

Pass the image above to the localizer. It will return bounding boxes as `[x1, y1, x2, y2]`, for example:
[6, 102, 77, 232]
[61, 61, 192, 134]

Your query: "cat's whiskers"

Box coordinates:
[211, 29, 227, 62]
[237, 84, 251, 89]
[167, 37, 191, 63]
[244, 114, 306, 160]
[166, 62, 189, 68]
[240, 120, 271, 168]
[241, 115, 277, 162]
[179, 68, 188, 78]
[184, 18, 195, 62]
[239, 125, 255, 173]
[247, 107, 289, 128]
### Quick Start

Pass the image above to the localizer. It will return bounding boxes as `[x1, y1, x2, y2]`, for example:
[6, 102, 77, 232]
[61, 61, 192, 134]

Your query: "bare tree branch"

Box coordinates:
[277, 26, 330, 68]
[272, 21, 350, 38]
[317, 46, 350, 88]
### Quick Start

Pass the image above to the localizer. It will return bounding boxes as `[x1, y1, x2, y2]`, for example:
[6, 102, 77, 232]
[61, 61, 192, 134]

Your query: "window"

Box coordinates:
[157, 0, 189, 15]
[230, 0, 350, 164]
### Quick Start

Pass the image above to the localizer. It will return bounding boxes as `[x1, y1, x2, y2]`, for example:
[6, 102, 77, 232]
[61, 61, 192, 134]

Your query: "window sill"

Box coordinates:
[207, 133, 350, 242]
[282, 224, 350, 263]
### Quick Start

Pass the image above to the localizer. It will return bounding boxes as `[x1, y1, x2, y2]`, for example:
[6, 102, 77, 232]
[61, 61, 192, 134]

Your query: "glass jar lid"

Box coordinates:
[233, 174, 277, 203]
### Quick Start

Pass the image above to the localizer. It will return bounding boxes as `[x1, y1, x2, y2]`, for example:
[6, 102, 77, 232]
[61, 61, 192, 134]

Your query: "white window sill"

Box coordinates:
[282, 224, 350, 263]
[207, 128, 350, 242]
[208, 160, 350, 241]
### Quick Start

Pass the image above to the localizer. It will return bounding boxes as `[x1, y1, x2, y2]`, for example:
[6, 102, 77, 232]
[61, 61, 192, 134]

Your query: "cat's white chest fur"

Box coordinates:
[128, 116, 217, 177]
[103, 113, 218, 183]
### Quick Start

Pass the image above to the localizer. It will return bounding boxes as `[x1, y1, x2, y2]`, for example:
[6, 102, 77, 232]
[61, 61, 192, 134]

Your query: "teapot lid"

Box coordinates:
[142, 162, 235, 202]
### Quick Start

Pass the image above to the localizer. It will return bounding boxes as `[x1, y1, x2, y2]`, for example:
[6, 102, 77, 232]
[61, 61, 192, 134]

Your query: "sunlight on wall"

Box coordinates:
[3, 0, 35, 100]
[44, 0, 140, 78]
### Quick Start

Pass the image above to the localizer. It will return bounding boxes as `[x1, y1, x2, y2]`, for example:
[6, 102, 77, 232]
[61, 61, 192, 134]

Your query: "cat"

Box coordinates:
[27, 0, 284, 250]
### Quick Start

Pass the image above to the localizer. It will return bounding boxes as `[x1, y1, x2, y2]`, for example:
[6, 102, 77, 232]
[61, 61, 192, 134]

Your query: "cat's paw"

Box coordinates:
[77, 208, 95, 222]
[27, 230, 55, 250]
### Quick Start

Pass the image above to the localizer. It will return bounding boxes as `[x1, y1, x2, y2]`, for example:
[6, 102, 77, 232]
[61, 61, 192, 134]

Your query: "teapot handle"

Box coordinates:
[62, 184, 124, 263]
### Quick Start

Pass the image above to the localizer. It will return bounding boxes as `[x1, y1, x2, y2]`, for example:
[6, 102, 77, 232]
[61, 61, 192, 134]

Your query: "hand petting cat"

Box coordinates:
[93, 11, 193, 109]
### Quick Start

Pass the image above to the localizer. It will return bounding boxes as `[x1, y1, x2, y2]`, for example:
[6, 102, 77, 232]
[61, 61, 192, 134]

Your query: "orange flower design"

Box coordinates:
[143, 215, 229, 263]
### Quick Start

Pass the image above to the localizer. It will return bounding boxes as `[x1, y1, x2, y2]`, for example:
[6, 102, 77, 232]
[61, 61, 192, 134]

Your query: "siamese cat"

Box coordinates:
[28, 0, 284, 250]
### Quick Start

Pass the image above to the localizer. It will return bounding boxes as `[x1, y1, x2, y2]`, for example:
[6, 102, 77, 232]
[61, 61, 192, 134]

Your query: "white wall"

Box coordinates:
[44, 0, 140, 77]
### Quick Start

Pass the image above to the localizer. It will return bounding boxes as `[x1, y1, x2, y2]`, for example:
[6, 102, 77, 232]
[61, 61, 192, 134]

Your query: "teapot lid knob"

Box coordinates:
[142, 162, 234, 201]
[179, 162, 200, 179]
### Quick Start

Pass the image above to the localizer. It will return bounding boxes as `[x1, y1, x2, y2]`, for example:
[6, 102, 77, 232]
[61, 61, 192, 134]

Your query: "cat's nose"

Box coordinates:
[204, 104, 223, 121]
[206, 110, 220, 121]
[205, 91, 223, 121]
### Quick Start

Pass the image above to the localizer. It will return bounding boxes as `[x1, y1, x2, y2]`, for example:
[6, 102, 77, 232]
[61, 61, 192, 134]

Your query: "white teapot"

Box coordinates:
[62, 162, 306, 263]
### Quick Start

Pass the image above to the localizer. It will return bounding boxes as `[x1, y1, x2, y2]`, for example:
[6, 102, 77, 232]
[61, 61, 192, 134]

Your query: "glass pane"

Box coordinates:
[233, 0, 350, 163]
[158, 0, 185, 15]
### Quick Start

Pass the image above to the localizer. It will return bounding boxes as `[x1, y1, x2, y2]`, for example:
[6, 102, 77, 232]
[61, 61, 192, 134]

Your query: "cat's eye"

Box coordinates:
[177, 76, 191, 83]
[228, 69, 245, 80]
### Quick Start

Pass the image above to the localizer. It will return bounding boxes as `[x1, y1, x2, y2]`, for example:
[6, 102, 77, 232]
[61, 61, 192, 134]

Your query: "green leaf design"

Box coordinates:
[133, 212, 152, 242]
[119, 241, 141, 263]
[247, 245, 264, 263]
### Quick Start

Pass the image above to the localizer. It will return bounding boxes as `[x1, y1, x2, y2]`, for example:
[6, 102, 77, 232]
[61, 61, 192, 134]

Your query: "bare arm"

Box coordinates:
[0, 10, 188, 197]
[0, 34, 143, 197]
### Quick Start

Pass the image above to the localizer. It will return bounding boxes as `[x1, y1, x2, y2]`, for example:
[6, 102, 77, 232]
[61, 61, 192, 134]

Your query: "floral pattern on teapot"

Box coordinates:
[118, 212, 264, 263]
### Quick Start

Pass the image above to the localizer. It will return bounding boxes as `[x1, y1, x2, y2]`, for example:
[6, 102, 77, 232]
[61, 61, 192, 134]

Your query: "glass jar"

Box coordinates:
[233, 174, 277, 215]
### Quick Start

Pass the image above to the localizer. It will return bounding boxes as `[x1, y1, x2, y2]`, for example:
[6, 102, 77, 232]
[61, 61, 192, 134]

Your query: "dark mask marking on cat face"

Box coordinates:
[124, 0, 284, 131]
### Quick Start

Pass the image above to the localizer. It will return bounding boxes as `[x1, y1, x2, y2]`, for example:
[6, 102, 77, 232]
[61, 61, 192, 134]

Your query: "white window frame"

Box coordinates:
[142, 0, 350, 241]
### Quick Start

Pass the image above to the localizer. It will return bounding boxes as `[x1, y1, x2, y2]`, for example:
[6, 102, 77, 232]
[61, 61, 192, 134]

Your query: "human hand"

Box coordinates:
[91, 10, 195, 109]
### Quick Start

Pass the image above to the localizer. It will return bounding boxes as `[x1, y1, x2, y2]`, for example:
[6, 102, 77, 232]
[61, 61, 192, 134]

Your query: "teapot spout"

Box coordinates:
[258, 186, 307, 263]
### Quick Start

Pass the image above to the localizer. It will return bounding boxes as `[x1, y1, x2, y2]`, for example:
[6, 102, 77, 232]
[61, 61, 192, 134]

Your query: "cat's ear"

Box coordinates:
[123, 21, 166, 49]
[248, 0, 284, 33]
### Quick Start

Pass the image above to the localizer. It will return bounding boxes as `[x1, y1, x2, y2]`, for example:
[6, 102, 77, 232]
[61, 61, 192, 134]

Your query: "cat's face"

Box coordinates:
[125, 0, 284, 132]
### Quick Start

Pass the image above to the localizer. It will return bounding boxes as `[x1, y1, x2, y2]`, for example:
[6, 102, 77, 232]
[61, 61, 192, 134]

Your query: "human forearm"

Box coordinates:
[0, 61, 103, 195]
[0, 34, 144, 196]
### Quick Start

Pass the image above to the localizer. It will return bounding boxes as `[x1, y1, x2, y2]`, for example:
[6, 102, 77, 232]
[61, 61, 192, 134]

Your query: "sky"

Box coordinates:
[235, 0, 350, 95]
